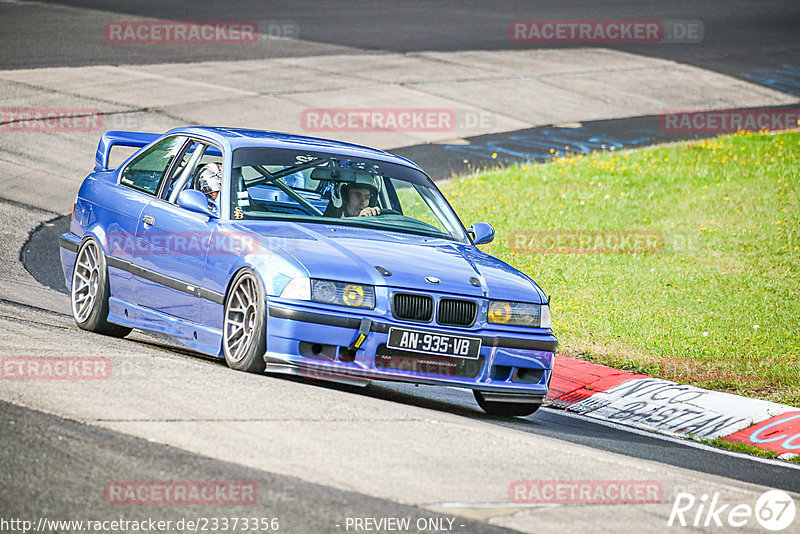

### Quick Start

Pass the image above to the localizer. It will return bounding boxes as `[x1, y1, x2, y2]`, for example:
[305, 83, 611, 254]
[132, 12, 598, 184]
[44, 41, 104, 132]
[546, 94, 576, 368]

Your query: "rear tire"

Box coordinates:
[474, 391, 541, 417]
[71, 237, 131, 338]
[222, 268, 267, 373]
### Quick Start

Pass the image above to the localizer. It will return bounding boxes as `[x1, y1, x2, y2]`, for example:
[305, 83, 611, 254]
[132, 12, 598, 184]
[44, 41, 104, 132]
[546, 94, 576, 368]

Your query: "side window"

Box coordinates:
[391, 180, 448, 233]
[163, 141, 207, 200]
[189, 152, 224, 191]
[119, 136, 187, 195]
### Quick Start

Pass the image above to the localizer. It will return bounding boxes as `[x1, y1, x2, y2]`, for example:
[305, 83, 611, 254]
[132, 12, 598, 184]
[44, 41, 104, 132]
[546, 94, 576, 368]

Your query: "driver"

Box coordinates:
[197, 162, 222, 212]
[342, 183, 380, 217]
[324, 174, 383, 218]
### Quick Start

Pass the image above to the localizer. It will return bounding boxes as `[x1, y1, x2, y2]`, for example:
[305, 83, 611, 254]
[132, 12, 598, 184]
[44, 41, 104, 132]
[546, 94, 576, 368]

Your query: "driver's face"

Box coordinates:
[209, 190, 219, 201]
[344, 187, 372, 216]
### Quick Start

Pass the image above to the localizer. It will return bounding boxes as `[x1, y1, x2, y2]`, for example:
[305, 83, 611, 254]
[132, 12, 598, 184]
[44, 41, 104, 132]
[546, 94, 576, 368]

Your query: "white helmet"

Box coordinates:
[197, 163, 222, 195]
[331, 172, 382, 208]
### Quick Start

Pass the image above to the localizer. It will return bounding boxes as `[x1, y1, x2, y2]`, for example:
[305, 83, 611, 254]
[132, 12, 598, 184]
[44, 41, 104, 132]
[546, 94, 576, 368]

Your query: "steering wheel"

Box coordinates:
[378, 208, 401, 215]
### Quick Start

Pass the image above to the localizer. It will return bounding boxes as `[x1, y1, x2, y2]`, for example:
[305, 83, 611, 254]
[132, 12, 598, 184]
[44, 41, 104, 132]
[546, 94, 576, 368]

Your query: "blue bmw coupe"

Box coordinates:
[60, 127, 557, 416]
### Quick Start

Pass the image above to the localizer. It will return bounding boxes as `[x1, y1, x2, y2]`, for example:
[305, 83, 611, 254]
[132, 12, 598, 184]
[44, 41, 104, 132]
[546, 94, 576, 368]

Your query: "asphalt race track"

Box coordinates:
[2, 2, 800, 533]
[5, 0, 800, 76]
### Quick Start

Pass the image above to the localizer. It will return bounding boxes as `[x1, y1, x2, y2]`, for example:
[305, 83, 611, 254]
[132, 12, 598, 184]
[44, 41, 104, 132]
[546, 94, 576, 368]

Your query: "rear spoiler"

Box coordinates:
[94, 130, 160, 171]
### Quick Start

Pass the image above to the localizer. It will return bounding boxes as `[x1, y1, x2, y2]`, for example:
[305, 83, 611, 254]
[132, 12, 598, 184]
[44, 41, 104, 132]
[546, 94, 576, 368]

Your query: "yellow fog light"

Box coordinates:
[343, 284, 365, 307]
[310, 279, 375, 309]
[488, 301, 512, 324]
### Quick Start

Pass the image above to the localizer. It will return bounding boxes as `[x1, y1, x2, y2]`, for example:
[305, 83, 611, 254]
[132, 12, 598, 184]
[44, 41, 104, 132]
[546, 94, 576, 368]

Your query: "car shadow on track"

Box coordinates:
[122, 327, 548, 424]
[278, 373, 550, 426]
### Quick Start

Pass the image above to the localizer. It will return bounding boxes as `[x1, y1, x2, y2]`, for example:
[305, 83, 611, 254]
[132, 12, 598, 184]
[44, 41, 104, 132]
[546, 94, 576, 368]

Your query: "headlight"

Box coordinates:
[279, 277, 311, 300]
[311, 279, 375, 309]
[488, 300, 550, 328]
[540, 303, 551, 328]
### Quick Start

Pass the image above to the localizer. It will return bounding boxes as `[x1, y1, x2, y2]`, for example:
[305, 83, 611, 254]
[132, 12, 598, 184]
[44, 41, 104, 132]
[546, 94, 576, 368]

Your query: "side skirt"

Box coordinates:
[108, 297, 223, 357]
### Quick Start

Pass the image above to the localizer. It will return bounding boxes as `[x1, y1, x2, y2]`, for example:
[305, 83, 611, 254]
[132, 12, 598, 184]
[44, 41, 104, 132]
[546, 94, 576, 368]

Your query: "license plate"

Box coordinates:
[387, 327, 482, 359]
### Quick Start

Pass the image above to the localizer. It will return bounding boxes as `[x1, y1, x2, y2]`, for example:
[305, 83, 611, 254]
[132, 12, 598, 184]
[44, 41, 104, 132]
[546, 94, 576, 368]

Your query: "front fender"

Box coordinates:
[203, 226, 309, 300]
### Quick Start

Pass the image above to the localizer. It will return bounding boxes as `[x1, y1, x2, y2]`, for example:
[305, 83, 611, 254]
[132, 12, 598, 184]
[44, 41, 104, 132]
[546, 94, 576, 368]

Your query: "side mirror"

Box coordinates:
[468, 222, 495, 245]
[177, 189, 217, 218]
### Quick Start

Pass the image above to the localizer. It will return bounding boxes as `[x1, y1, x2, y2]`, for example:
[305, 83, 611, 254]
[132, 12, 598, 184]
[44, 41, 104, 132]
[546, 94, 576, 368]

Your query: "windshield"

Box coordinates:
[229, 148, 469, 242]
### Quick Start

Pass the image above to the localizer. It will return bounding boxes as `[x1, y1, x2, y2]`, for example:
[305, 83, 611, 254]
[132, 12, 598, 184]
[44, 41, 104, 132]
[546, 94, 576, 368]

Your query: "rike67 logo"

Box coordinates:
[668, 490, 796, 531]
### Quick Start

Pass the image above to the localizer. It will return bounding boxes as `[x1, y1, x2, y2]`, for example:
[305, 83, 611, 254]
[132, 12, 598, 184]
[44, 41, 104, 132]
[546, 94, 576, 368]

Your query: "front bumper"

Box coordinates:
[265, 301, 557, 398]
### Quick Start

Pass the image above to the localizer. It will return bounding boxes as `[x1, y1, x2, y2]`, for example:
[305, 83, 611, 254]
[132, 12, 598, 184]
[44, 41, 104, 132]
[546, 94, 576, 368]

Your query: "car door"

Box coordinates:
[131, 140, 221, 326]
[108, 135, 188, 305]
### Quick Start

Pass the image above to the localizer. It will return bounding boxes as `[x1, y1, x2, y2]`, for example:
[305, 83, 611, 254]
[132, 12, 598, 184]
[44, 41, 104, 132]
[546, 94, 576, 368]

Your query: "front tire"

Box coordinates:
[474, 391, 541, 417]
[71, 237, 131, 338]
[222, 269, 267, 373]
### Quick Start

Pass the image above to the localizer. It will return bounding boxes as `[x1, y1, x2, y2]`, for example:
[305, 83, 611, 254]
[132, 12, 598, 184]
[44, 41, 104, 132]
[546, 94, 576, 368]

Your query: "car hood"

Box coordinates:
[234, 221, 545, 302]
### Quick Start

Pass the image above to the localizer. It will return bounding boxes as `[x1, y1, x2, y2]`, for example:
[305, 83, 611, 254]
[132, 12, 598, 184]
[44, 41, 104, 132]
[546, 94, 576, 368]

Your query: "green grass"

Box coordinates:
[700, 437, 800, 463]
[441, 131, 800, 406]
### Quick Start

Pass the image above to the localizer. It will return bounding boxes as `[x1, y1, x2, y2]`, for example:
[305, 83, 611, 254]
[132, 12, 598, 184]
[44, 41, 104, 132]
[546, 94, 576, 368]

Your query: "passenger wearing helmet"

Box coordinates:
[197, 162, 222, 212]
[323, 173, 382, 218]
